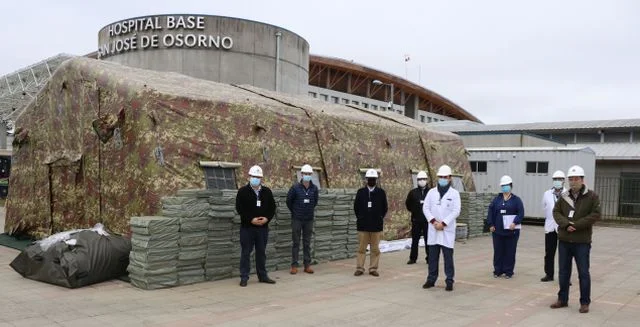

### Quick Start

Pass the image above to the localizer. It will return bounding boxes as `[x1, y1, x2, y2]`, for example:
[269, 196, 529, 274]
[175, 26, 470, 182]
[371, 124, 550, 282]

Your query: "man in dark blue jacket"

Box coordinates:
[353, 169, 388, 277]
[286, 164, 319, 274]
[235, 165, 277, 287]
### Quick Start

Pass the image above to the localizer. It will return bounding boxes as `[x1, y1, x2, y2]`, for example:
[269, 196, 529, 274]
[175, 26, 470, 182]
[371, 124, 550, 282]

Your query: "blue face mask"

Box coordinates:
[553, 180, 563, 189]
[250, 177, 261, 187]
[501, 185, 511, 193]
[438, 178, 449, 187]
[302, 175, 312, 182]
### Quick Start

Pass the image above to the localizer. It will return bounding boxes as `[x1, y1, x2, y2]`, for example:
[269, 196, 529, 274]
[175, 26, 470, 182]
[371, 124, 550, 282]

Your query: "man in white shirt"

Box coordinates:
[540, 170, 566, 282]
[422, 165, 461, 291]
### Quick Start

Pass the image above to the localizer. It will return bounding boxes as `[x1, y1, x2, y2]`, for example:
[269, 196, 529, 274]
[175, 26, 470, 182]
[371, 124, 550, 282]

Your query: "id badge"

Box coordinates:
[500, 209, 507, 214]
[568, 210, 574, 218]
[367, 201, 372, 208]
[304, 199, 310, 204]
[256, 200, 262, 207]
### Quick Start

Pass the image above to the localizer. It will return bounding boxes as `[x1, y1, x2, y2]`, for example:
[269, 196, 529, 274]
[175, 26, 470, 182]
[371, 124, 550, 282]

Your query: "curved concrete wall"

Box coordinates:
[97, 15, 309, 94]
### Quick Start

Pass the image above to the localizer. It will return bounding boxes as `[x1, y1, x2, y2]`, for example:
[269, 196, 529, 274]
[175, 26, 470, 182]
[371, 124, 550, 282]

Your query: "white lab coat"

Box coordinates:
[422, 186, 461, 249]
[542, 188, 564, 233]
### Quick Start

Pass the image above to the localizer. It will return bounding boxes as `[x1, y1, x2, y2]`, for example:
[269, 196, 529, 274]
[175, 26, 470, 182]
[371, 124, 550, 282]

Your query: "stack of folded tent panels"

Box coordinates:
[128, 216, 180, 289]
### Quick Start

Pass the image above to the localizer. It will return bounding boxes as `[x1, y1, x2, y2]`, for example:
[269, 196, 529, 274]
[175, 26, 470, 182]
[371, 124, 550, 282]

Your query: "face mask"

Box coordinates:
[417, 180, 427, 188]
[302, 175, 312, 182]
[438, 178, 448, 187]
[553, 180, 563, 189]
[250, 177, 261, 187]
[367, 178, 377, 187]
[501, 185, 511, 193]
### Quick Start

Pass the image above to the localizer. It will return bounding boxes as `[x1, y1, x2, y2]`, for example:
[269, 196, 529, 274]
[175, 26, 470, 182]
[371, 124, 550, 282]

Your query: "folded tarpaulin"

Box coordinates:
[9, 230, 131, 288]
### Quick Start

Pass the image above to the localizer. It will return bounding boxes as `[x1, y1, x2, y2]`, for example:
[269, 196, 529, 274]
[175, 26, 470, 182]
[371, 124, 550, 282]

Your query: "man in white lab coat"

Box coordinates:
[541, 170, 566, 282]
[422, 165, 461, 291]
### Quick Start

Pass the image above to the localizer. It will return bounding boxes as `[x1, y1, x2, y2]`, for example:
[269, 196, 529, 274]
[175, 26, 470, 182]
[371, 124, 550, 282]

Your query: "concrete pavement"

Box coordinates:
[0, 224, 639, 326]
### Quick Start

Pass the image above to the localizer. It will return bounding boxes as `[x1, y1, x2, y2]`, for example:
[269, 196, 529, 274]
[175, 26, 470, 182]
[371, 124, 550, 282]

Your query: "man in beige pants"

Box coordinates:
[353, 169, 388, 276]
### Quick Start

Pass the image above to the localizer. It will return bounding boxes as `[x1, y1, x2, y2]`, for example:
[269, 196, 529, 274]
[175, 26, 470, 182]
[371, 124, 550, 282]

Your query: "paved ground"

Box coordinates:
[0, 218, 639, 326]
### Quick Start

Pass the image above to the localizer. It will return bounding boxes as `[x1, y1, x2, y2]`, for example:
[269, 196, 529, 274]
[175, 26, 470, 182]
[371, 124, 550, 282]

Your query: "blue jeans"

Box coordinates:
[558, 241, 591, 305]
[492, 231, 519, 276]
[427, 245, 454, 285]
[240, 226, 269, 281]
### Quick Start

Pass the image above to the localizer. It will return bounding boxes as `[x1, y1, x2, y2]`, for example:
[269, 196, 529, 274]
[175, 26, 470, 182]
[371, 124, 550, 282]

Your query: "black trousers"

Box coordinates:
[409, 220, 428, 262]
[544, 231, 558, 278]
[240, 226, 269, 281]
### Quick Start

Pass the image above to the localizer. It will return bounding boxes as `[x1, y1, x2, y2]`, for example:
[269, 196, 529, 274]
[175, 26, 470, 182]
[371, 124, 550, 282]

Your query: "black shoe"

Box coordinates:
[407, 260, 416, 265]
[422, 281, 435, 289]
[259, 278, 276, 284]
[541, 276, 554, 282]
[239, 280, 247, 287]
[445, 284, 453, 291]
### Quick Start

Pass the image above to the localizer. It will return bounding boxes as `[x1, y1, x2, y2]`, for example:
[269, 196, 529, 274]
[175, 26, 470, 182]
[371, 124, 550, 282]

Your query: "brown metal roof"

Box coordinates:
[309, 54, 481, 123]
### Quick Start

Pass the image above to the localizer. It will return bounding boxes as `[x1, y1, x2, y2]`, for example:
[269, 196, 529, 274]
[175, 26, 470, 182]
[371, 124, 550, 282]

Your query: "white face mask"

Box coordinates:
[417, 180, 427, 188]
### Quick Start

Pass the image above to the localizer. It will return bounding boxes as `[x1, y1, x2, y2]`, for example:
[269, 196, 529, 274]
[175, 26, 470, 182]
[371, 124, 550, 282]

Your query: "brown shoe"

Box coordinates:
[369, 271, 379, 277]
[290, 266, 298, 274]
[354, 270, 364, 276]
[304, 266, 314, 274]
[579, 304, 589, 313]
[550, 301, 568, 309]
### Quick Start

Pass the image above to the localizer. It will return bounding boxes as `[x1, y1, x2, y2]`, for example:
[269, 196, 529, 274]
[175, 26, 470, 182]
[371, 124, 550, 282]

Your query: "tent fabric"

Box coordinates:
[5, 57, 474, 240]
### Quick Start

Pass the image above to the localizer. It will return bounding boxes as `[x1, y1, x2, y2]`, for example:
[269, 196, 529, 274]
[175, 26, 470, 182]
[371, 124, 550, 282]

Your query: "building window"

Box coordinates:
[342, 98, 349, 104]
[363, 103, 369, 108]
[293, 166, 323, 189]
[200, 161, 240, 189]
[604, 132, 630, 143]
[470, 161, 487, 173]
[331, 96, 339, 104]
[576, 133, 600, 143]
[371, 105, 378, 110]
[526, 161, 549, 174]
[427, 117, 433, 123]
[320, 94, 328, 101]
[352, 100, 359, 106]
[308, 92, 317, 98]
[420, 115, 425, 123]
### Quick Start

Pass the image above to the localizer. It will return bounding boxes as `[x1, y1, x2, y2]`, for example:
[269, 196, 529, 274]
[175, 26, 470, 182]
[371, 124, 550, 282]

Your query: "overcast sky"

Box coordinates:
[1, 0, 638, 124]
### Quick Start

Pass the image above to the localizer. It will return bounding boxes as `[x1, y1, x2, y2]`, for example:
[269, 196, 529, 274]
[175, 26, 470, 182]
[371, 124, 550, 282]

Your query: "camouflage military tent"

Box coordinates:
[6, 57, 474, 239]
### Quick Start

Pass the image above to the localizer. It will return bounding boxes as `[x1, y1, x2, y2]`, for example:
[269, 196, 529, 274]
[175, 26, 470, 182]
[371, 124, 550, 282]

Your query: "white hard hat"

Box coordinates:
[552, 170, 566, 179]
[365, 169, 379, 178]
[500, 175, 513, 185]
[416, 171, 428, 179]
[248, 165, 263, 177]
[567, 165, 585, 177]
[436, 165, 452, 177]
[300, 164, 313, 174]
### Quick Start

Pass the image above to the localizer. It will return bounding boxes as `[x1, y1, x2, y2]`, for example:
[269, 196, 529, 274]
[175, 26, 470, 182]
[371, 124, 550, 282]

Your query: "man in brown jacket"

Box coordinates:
[550, 165, 600, 313]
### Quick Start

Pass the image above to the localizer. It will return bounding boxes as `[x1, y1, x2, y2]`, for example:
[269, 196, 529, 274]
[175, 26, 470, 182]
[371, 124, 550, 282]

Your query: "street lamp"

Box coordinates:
[372, 80, 394, 112]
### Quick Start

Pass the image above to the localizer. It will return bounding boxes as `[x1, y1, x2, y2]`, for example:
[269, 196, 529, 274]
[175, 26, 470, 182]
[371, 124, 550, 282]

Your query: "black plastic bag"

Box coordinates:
[10, 230, 131, 288]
